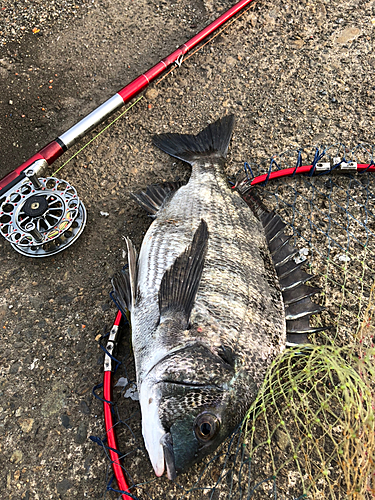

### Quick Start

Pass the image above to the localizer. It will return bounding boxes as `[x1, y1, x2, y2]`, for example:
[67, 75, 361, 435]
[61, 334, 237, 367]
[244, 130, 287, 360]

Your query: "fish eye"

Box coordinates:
[194, 412, 220, 442]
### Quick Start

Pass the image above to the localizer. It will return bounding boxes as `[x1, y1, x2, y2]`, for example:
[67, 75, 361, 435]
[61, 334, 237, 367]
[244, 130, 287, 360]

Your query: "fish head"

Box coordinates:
[140, 342, 255, 479]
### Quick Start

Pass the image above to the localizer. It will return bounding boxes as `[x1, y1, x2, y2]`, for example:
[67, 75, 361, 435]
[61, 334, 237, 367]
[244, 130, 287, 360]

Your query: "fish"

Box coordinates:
[112, 115, 323, 480]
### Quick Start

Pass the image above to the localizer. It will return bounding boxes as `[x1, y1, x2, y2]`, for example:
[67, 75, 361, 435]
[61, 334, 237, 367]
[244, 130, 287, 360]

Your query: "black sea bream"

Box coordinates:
[112, 115, 322, 480]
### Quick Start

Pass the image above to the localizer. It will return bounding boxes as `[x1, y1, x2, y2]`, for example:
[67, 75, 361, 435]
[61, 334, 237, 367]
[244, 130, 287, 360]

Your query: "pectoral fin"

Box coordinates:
[159, 219, 209, 327]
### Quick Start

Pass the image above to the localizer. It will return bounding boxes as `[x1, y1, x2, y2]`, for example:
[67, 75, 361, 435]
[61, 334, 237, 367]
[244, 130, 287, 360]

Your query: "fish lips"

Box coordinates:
[140, 381, 168, 478]
[160, 432, 177, 480]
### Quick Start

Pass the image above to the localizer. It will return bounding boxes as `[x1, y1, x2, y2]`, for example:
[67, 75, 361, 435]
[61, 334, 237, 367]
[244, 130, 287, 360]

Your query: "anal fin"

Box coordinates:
[132, 181, 184, 216]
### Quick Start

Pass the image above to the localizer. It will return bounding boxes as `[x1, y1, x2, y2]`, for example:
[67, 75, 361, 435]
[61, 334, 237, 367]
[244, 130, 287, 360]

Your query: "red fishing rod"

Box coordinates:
[0, 0, 256, 258]
[0, 0, 255, 197]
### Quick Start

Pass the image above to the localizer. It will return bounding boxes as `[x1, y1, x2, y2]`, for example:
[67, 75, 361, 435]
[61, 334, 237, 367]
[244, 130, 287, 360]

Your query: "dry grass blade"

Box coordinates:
[243, 344, 375, 499]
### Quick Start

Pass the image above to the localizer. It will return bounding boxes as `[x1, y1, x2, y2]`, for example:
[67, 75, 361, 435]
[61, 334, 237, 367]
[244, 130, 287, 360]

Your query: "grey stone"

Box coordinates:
[74, 422, 87, 444]
[60, 414, 71, 429]
[41, 383, 66, 418]
[9, 362, 21, 374]
[80, 400, 90, 415]
[56, 479, 72, 495]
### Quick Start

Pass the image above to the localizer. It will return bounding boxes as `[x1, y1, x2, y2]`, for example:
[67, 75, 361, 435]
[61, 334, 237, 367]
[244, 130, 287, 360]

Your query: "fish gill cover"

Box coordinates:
[94, 143, 375, 500]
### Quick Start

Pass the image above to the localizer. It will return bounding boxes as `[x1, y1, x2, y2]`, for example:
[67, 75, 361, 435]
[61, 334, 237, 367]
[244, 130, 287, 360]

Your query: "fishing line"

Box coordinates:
[51, 1, 257, 178]
[51, 96, 144, 177]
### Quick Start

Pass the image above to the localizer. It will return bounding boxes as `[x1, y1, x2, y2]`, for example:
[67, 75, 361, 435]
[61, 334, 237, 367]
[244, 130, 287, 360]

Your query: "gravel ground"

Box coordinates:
[1, 0, 375, 499]
[0, 0, 93, 46]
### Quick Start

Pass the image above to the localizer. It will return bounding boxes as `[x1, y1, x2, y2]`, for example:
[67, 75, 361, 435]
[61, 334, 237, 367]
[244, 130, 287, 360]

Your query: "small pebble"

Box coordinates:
[74, 422, 88, 444]
[10, 450, 23, 464]
[145, 88, 159, 100]
[56, 479, 72, 495]
[60, 414, 71, 429]
[19, 418, 34, 433]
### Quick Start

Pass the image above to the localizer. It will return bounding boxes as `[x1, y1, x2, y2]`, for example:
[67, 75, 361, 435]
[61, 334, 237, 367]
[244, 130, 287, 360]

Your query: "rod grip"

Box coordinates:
[0, 141, 65, 197]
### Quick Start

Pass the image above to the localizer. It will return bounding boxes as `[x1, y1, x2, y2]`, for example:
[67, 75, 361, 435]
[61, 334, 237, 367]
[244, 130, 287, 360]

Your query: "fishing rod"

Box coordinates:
[0, 0, 256, 258]
[236, 156, 372, 190]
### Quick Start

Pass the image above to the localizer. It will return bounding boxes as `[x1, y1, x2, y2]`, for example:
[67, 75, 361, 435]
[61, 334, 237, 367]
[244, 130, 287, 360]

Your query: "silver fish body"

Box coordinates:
[112, 116, 286, 479]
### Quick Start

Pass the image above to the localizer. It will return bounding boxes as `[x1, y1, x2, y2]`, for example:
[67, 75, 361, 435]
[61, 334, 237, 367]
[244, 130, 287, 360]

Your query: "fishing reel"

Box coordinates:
[0, 160, 86, 257]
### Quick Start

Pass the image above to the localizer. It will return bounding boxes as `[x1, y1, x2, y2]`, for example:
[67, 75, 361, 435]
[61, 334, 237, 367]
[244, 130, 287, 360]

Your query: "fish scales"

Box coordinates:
[112, 116, 286, 480]
[135, 162, 282, 379]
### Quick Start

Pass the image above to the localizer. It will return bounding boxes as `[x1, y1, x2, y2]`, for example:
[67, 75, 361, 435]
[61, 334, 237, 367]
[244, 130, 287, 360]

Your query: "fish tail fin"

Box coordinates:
[152, 115, 235, 165]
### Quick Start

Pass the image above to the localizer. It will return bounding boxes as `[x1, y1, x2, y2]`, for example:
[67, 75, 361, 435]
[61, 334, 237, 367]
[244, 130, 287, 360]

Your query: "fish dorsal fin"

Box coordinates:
[241, 191, 327, 345]
[111, 237, 138, 313]
[152, 115, 235, 165]
[131, 181, 184, 216]
[159, 219, 209, 327]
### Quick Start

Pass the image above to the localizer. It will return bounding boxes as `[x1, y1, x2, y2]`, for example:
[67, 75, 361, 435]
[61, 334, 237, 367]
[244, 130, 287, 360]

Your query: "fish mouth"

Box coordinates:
[140, 382, 177, 480]
[144, 429, 176, 480]
[160, 432, 177, 480]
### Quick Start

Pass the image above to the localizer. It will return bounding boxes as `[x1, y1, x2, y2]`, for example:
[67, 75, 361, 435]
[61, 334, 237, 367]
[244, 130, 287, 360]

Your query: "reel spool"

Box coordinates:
[0, 163, 86, 257]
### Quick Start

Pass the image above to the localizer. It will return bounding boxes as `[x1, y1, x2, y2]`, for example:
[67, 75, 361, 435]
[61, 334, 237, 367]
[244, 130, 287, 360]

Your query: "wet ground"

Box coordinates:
[1, 0, 375, 498]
